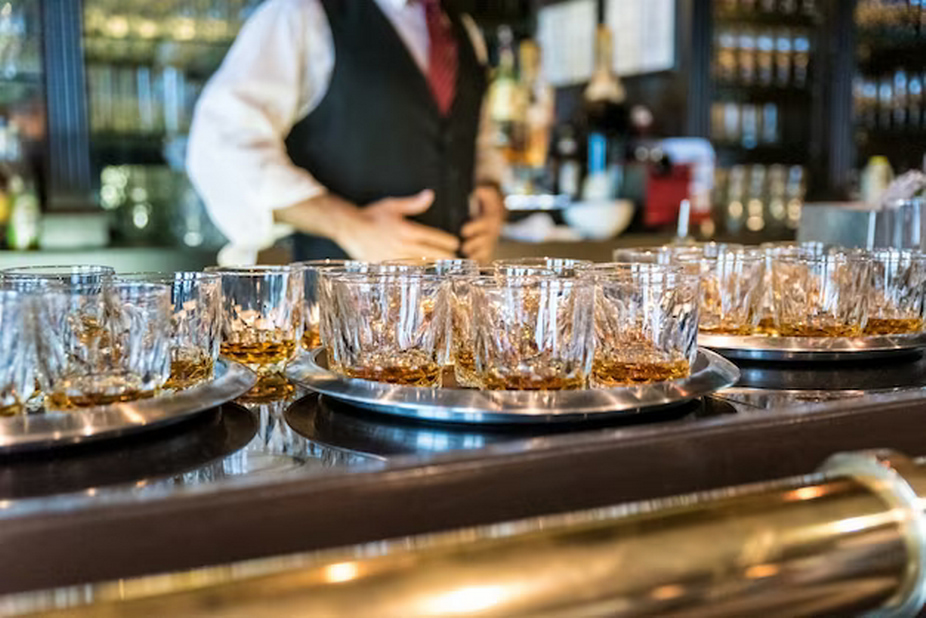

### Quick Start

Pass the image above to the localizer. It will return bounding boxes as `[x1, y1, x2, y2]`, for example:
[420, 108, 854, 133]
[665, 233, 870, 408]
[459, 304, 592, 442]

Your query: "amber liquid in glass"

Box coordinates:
[778, 324, 862, 337]
[592, 358, 690, 387]
[481, 372, 585, 391]
[753, 317, 779, 336]
[165, 356, 215, 390]
[345, 363, 442, 387]
[48, 389, 156, 410]
[220, 340, 296, 366]
[699, 324, 755, 336]
[238, 372, 295, 403]
[453, 348, 479, 387]
[0, 402, 22, 417]
[302, 327, 322, 350]
[863, 318, 925, 336]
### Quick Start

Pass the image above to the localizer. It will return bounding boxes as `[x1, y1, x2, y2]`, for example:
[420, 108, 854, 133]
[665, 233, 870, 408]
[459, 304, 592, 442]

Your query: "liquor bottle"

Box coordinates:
[487, 26, 523, 165]
[6, 174, 39, 250]
[774, 29, 792, 87]
[909, 73, 923, 129]
[791, 30, 811, 88]
[581, 132, 612, 202]
[583, 25, 628, 138]
[2, 124, 39, 250]
[554, 125, 582, 199]
[518, 40, 554, 170]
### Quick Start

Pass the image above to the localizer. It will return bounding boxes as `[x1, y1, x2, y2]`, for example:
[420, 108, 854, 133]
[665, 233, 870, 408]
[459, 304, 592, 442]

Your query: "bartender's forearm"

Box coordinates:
[273, 193, 360, 246]
[272, 190, 460, 262]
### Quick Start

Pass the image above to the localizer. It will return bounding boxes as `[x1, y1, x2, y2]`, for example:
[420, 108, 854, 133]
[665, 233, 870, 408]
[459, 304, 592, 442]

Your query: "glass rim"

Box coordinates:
[204, 264, 301, 275]
[492, 257, 594, 267]
[1, 264, 115, 278]
[291, 259, 365, 270]
[470, 274, 595, 289]
[117, 271, 222, 283]
[327, 271, 448, 284]
[861, 248, 926, 261]
[773, 252, 869, 264]
[381, 257, 479, 266]
[41, 280, 171, 297]
[676, 249, 764, 263]
[590, 263, 700, 280]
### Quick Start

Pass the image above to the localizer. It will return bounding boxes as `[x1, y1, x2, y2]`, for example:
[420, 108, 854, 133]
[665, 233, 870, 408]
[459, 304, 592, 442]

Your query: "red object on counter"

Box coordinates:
[644, 163, 694, 228]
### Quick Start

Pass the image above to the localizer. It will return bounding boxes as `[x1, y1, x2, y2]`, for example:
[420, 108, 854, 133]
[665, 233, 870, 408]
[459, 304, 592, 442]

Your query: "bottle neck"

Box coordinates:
[585, 27, 625, 104]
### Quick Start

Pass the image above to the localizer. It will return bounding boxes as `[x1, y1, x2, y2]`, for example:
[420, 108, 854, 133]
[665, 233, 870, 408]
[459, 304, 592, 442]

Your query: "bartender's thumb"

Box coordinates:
[390, 190, 435, 217]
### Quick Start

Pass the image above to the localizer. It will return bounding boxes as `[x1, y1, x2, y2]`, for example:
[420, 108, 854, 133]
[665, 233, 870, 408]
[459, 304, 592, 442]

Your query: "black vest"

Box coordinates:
[285, 0, 487, 260]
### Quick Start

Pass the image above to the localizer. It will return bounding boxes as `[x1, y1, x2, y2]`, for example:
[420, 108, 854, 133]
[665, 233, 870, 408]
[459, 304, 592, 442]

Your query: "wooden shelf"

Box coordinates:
[89, 134, 166, 166]
[714, 9, 819, 27]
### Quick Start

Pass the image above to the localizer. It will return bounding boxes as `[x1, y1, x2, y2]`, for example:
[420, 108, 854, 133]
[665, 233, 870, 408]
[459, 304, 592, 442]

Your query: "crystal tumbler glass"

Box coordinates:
[592, 264, 700, 387]
[863, 249, 926, 335]
[679, 246, 764, 335]
[119, 272, 222, 390]
[0, 289, 36, 415]
[206, 266, 304, 375]
[324, 272, 450, 387]
[771, 252, 872, 337]
[37, 282, 172, 409]
[472, 276, 595, 390]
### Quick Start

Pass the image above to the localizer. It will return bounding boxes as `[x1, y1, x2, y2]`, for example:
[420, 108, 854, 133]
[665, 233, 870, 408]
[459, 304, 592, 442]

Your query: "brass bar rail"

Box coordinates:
[13, 450, 926, 618]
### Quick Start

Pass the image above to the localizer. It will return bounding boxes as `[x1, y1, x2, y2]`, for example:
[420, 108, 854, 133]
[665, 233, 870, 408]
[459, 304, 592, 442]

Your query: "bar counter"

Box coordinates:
[4, 346, 926, 616]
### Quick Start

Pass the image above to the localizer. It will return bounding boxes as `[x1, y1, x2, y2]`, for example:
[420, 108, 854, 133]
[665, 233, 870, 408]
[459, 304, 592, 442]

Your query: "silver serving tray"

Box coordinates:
[0, 359, 256, 454]
[285, 349, 739, 425]
[699, 333, 926, 362]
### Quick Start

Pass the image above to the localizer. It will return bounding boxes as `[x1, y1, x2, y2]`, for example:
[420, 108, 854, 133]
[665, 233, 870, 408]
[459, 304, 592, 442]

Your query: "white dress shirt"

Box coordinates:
[187, 0, 504, 265]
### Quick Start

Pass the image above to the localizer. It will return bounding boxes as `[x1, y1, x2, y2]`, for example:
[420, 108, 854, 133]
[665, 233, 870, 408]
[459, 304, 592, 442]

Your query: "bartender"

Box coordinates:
[188, 0, 506, 264]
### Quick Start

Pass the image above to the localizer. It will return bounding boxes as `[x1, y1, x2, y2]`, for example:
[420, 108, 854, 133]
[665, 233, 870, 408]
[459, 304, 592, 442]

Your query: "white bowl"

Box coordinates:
[562, 200, 635, 240]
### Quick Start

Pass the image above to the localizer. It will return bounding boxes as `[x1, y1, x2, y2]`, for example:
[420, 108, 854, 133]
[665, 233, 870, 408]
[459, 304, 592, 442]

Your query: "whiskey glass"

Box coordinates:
[445, 267, 499, 388]
[0, 289, 36, 416]
[863, 249, 926, 335]
[678, 246, 764, 335]
[324, 272, 450, 387]
[292, 260, 358, 352]
[771, 252, 871, 337]
[592, 264, 700, 387]
[472, 276, 595, 390]
[36, 282, 172, 409]
[756, 242, 829, 335]
[206, 266, 304, 375]
[305, 260, 393, 356]
[119, 272, 222, 390]
[1, 266, 116, 409]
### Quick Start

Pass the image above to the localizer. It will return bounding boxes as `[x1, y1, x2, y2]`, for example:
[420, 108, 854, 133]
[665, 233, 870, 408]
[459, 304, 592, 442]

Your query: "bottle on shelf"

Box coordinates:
[553, 125, 582, 200]
[0, 121, 39, 250]
[581, 132, 614, 203]
[6, 173, 39, 250]
[518, 39, 554, 171]
[583, 25, 628, 139]
[487, 25, 524, 166]
[860, 156, 894, 205]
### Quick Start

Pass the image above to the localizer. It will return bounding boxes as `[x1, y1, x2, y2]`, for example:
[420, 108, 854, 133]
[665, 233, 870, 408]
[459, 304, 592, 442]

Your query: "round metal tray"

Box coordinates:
[699, 333, 926, 362]
[285, 349, 739, 425]
[0, 359, 256, 455]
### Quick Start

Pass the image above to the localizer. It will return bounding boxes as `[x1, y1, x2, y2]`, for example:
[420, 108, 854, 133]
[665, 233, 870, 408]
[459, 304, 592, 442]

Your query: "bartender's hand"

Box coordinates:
[276, 190, 459, 261]
[461, 185, 506, 263]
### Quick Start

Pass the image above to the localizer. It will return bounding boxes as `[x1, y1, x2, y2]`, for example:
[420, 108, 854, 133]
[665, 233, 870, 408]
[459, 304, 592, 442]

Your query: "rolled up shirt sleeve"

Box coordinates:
[187, 0, 334, 263]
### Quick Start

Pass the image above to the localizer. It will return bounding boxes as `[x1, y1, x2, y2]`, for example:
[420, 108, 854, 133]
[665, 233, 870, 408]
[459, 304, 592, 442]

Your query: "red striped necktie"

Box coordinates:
[423, 0, 458, 116]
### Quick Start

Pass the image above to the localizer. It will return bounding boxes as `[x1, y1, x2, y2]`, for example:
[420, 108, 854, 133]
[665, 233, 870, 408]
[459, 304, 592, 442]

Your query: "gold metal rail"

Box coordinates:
[12, 450, 926, 617]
